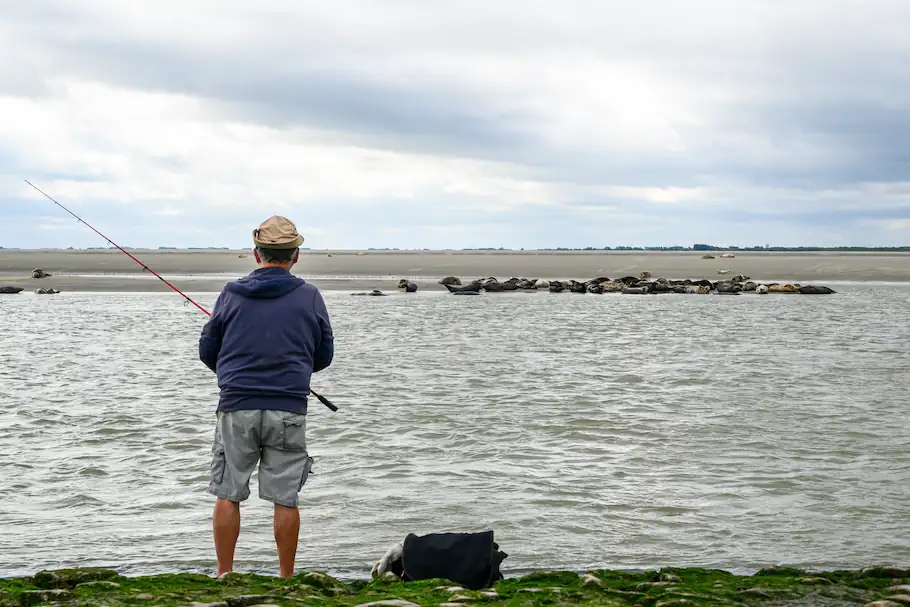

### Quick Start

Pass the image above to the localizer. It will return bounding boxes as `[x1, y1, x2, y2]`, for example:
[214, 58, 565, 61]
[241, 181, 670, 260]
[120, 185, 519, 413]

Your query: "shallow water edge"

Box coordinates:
[2, 284, 908, 583]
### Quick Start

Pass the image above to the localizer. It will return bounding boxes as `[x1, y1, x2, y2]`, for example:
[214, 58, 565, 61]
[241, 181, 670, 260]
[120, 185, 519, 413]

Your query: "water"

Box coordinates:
[1, 285, 909, 579]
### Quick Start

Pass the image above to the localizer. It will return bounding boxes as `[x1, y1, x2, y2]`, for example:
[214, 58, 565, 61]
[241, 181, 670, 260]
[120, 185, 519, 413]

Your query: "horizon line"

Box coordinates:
[3, 245, 910, 253]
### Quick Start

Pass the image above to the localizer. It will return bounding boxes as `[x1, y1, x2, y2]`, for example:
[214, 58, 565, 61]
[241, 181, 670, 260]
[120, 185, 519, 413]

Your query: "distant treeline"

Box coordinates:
[4, 245, 909, 252]
[466, 245, 910, 252]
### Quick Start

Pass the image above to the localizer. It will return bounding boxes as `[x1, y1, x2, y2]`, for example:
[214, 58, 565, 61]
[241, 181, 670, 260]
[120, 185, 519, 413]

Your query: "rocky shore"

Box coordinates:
[2, 566, 908, 607]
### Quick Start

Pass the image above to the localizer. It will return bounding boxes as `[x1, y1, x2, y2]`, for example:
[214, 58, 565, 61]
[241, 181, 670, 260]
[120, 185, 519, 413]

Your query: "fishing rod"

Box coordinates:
[25, 179, 338, 412]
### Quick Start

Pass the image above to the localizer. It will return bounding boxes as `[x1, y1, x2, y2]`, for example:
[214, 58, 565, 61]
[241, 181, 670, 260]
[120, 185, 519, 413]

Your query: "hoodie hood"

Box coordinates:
[224, 267, 306, 299]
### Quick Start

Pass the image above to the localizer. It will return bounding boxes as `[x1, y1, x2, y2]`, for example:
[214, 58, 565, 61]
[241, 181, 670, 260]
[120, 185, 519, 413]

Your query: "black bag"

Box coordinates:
[390, 530, 508, 590]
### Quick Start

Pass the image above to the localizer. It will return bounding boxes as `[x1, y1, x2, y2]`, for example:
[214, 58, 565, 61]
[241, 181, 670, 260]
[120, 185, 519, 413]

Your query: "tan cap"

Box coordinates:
[252, 215, 304, 249]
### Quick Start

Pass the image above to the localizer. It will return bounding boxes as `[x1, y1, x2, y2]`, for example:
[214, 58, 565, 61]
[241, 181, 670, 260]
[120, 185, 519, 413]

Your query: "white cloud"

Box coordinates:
[2, 80, 579, 212]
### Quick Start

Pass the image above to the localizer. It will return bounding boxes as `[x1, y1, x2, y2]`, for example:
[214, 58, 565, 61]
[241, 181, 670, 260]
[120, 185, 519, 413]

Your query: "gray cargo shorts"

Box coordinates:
[207, 409, 314, 508]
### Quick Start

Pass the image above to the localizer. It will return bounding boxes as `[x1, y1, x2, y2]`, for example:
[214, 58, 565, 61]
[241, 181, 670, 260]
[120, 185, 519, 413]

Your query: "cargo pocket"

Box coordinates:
[298, 455, 314, 490]
[210, 444, 226, 485]
[281, 414, 307, 451]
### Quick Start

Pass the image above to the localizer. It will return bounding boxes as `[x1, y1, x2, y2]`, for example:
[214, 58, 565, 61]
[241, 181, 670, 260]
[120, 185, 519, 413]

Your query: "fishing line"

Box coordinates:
[24, 179, 338, 412]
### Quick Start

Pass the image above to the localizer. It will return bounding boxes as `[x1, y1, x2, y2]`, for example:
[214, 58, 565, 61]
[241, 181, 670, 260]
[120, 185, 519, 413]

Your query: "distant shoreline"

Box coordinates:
[3, 247, 910, 253]
[3, 249, 910, 292]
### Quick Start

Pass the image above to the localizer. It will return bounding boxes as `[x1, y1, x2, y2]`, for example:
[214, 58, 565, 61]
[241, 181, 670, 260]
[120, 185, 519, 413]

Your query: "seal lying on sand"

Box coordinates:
[0, 286, 24, 294]
[715, 281, 743, 294]
[35, 288, 61, 295]
[397, 279, 418, 293]
[438, 276, 462, 287]
[443, 281, 482, 294]
[799, 285, 837, 294]
[768, 283, 801, 293]
[600, 280, 626, 293]
[32, 268, 52, 279]
[351, 290, 387, 296]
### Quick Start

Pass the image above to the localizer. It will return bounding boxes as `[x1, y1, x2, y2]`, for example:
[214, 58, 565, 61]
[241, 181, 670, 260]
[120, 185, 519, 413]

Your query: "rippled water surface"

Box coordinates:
[1, 285, 909, 579]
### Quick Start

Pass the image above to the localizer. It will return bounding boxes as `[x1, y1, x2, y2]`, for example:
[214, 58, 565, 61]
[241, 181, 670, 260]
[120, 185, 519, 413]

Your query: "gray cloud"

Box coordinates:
[2, 0, 910, 247]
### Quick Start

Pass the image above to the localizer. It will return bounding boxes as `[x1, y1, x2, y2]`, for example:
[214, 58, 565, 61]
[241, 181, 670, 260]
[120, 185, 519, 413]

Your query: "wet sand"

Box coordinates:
[1, 249, 909, 293]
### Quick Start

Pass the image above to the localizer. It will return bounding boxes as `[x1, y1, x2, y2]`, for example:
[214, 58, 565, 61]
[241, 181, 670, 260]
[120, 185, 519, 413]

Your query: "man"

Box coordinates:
[198, 215, 334, 578]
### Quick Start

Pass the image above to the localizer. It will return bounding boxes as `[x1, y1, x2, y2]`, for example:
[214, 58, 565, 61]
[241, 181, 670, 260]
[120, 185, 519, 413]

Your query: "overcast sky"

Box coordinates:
[1, 1, 909, 249]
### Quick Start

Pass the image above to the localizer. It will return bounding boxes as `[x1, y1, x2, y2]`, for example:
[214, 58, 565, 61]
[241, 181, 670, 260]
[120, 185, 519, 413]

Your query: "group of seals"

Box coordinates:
[0, 286, 62, 295]
[1, 268, 63, 295]
[348, 273, 837, 298]
[433, 272, 837, 295]
[351, 280, 420, 296]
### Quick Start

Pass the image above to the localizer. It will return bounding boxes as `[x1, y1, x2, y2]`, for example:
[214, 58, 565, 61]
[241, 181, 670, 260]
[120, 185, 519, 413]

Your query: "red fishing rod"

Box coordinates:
[25, 179, 338, 412]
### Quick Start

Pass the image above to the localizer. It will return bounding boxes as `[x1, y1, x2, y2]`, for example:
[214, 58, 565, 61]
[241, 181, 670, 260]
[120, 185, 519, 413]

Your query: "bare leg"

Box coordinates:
[213, 498, 241, 576]
[274, 504, 300, 578]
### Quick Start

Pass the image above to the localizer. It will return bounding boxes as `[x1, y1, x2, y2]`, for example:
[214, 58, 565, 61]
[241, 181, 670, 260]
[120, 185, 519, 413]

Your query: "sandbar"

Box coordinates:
[1, 249, 909, 293]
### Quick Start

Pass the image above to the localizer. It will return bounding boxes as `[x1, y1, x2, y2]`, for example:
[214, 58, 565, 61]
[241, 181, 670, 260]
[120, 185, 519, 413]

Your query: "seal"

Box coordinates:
[405, 283, 418, 292]
[684, 284, 711, 294]
[600, 280, 625, 293]
[351, 290, 388, 296]
[438, 276, 463, 287]
[715, 281, 743, 293]
[799, 285, 836, 294]
[442, 281, 482, 294]
[35, 288, 61, 295]
[0, 286, 24, 294]
[650, 278, 674, 293]
[32, 268, 52, 279]
[397, 279, 418, 293]
[768, 283, 801, 293]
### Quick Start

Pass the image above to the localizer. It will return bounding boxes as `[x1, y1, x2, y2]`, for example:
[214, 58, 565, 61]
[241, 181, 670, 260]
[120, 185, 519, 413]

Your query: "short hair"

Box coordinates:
[256, 246, 298, 264]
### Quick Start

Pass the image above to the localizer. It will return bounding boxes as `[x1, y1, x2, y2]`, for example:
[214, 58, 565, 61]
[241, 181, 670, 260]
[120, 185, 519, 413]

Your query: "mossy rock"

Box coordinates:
[294, 571, 353, 595]
[2, 566, 909, 607]
[32, 568, 120, 589]
[19, 589, 74, 606]
[861, 567, 910, 580]
[511, 571, 580, 586]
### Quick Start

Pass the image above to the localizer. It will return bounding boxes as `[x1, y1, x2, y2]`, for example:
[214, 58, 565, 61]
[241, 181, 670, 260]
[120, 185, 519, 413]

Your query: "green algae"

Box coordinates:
[1, 566, 908, 607]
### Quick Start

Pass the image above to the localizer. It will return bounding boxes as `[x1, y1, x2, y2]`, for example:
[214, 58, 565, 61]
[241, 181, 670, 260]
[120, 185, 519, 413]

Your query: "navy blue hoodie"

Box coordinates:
[198, 266, 334, 414]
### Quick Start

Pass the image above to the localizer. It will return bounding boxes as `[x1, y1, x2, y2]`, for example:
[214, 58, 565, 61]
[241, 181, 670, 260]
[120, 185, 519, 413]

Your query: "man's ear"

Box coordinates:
[292, 249, 300, 264]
